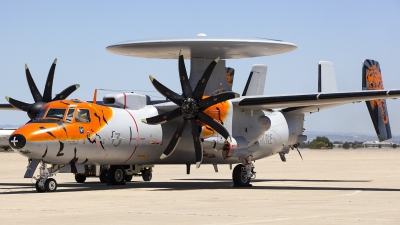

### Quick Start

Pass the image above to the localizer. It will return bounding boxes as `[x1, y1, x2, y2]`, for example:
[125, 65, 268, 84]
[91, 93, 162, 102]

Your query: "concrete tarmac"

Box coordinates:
[0, 149, 400, 224]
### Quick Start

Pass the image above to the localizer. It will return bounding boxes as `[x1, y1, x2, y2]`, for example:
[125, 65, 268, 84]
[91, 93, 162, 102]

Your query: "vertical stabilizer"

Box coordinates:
[362, 59, 392, 141]
[226, 67, 235, 87]
[318, 61, 337, 92]
[242, 65, 267, 96]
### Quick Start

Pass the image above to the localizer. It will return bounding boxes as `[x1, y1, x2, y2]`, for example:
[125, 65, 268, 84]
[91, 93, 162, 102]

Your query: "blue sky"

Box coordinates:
[0, 1, 399, 137]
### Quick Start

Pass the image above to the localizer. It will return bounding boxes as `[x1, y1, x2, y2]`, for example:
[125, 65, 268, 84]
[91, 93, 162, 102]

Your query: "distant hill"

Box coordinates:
[304, 131, 400, 143]
[0, 124, 21, 129]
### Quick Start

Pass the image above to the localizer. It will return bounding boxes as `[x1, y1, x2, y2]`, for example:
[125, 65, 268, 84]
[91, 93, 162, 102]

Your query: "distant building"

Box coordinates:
[362, 141, 397, 148]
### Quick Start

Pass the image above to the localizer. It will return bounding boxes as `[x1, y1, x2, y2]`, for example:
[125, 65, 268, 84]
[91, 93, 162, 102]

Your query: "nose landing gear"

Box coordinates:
[34, 161, 58, 193]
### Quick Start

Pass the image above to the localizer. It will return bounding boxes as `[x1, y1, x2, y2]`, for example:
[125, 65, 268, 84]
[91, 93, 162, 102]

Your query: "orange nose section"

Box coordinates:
[12, 122, 70, 142]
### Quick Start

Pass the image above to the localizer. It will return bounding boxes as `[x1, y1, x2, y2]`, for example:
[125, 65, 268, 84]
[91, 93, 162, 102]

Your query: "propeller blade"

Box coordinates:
[198, 91, 238, 109]
[25, 64, 42, 102]
[178, 50, 193, 98]
[149, 75, 183, 105]
[160, 119, 188, 159]
[197, 111, 231, 143]
[190, 119, 203, 168]
[192, 57, 220, 99]
[52, 84, 80, 101]
[141, 108, 181, 125]
[42, 58, 57, 102]
[5, 96, 30, 112]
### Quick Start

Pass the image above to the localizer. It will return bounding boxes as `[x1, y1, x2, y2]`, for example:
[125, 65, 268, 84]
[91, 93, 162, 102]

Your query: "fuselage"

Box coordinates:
[9, 98, 302, 166]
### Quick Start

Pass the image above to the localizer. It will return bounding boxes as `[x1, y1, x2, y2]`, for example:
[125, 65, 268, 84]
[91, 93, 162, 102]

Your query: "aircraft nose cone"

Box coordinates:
[9, 134, 26, 149]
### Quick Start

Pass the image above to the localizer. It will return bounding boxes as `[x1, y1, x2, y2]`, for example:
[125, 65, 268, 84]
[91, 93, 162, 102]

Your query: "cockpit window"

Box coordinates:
[75, 109, 90, 123]
[45, 108, 67, 120]
[35, 108, 47, 119]
[65, 108, 75, 122]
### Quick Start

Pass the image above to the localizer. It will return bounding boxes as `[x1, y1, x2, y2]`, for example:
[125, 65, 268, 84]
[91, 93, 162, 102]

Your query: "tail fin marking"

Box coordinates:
[362, 59, 391, 141]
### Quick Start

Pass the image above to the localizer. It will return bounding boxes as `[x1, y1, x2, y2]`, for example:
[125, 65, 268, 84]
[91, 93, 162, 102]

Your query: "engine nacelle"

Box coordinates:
[258, 115, 271, 132]
[202, 136, 226, 150]
[222, 136, 254, 158]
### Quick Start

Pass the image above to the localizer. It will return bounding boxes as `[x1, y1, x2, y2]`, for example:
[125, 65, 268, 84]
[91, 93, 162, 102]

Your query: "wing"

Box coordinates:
[232, 90, 400, 111]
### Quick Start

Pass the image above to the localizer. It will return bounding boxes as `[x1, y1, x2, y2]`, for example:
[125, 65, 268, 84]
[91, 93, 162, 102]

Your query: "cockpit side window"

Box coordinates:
[65, 108, 76, 122]
[35, 108, 47, 120]
[75, 109, 90, 123]
[45, 108, 67, 120]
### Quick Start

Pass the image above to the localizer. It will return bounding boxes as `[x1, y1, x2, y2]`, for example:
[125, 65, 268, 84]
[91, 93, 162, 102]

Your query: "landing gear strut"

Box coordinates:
[34, 161, 58, 192]
[232, 156, 255, 187]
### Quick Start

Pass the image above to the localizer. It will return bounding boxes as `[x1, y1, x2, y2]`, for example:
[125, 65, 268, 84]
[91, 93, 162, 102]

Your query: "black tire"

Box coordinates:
[232, 164, 250, 186]
[44, 178, 57, 192]
[35, 180, 46, 193]
[75, 174, 86, 183]
[125, 175, 133, 182]
[108, 165, 126, 185]
[142, 169, 152, 182]
[100, 169, 108, 183]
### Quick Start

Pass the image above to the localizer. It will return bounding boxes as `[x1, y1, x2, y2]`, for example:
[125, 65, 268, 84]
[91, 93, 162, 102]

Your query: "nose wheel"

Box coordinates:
[34, 161, 58, 193]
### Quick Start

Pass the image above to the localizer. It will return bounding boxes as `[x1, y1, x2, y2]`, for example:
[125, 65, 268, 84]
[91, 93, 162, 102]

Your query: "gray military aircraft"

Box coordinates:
[3, 36, 399, 192]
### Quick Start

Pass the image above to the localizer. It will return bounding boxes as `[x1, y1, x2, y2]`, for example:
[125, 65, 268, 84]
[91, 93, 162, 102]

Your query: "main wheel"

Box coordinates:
[44, 178, 57, 192]
[100, 169, 108, 183]
[142, 168, 152, 182]
[125, 175, 133, 182]
[75, 174, 86, 183]
[232, 164, 250, 186]
[35, 180, 46, 193]
[108, 166, 126, 185]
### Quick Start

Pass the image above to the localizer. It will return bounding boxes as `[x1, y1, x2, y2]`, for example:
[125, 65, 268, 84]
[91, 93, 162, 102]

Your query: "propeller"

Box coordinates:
[142, 50, 237, 168]
[5, 59, 80, 120]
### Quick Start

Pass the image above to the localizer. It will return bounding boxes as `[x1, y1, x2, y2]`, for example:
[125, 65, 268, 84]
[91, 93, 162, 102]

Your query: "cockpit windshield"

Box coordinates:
[45, 108, 67, 120]
[31, 106, 89, 123]
[65, 108, 75, 122]
[35, 108, 47, 120]
[75, 109, 90, 122]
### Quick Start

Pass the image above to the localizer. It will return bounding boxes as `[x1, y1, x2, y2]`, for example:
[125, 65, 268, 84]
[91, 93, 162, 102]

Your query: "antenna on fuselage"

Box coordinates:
[93, 89, 98, 104]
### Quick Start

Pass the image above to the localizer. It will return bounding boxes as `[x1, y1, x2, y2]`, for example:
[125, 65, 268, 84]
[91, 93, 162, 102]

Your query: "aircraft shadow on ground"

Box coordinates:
[0, 178, 399, 194]
[174, 178, 372, 183]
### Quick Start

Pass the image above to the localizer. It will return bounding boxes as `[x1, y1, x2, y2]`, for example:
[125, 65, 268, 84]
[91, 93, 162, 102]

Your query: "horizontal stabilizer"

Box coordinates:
[236, 89, 400, 109]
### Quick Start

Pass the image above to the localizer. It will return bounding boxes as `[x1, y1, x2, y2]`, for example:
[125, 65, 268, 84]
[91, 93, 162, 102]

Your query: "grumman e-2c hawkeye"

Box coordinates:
[4, 36, 400, 192]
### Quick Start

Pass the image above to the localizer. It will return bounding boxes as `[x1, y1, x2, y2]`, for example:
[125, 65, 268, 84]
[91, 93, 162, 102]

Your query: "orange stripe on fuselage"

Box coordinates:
[200, 96, 230, 138]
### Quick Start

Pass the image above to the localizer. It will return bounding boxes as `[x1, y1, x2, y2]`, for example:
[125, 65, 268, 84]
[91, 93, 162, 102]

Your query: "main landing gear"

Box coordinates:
[104, 165, 153, 185]
[34, 161, 58, 193]
[107, 165, 126, 185]
[232, 155, 256, 187]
